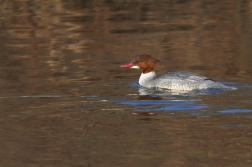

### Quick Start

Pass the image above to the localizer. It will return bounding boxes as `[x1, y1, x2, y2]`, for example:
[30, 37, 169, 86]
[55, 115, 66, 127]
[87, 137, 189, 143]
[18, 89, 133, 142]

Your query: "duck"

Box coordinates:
[120, 54, 236, 91]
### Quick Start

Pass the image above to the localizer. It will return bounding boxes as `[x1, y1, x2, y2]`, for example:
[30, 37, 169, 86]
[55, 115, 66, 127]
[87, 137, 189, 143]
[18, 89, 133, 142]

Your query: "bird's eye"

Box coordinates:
[134, 61, 139, 64]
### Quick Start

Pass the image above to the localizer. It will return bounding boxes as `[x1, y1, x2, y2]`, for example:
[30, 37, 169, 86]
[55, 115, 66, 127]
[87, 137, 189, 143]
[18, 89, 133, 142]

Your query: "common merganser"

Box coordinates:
[120, 54, 236, 91]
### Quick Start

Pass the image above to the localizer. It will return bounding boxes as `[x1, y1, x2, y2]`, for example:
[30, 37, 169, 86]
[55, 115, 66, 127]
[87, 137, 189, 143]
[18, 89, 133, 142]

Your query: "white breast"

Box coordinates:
[139, 71, 157, 87]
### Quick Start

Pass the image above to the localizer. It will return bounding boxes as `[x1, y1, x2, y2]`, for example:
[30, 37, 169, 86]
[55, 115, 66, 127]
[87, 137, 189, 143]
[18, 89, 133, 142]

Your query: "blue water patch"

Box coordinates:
[170, 112, 209, 117]
[219, 124, 243, 129]
[119, 100, 196, 106]
[221, 81, 237, 85]
[133, 105, 208, 112]
[243, 84, 252, 88]
[155, 105, 208, 111]
[84, 96, 102, 101]
[63, 105, 96, 110]
[118, 100, 208, 112]
[108, 97, 130, 101]
[218, 109, 252, 114]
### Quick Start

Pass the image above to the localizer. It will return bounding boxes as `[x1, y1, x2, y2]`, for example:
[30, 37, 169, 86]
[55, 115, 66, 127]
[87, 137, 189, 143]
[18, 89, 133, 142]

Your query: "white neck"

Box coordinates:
[139, 71, 157, 87]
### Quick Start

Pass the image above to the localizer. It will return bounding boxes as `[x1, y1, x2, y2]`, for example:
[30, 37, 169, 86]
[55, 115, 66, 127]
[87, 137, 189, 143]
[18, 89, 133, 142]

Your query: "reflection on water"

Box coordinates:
[218, 109, 252, 114]
[119, 99, 208, 113]
[1, 0, 252, 167]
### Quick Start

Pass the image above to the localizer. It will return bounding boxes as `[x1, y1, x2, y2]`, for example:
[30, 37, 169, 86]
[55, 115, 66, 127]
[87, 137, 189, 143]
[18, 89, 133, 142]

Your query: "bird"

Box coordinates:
[120, 54, 236, 91]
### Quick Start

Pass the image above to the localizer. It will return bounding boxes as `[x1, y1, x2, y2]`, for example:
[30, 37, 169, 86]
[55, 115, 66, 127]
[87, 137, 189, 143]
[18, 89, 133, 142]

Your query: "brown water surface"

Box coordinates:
[1, 1, 252, 167]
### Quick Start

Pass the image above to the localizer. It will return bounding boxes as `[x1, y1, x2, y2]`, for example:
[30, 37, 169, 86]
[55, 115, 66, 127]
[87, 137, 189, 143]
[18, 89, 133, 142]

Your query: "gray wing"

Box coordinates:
[160, 71, 215, 82]
[151, 71, 230, 90]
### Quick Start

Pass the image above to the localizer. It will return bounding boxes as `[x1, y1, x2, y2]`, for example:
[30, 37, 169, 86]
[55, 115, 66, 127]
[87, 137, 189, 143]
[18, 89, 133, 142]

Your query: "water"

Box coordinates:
[1, 1, 252, 166]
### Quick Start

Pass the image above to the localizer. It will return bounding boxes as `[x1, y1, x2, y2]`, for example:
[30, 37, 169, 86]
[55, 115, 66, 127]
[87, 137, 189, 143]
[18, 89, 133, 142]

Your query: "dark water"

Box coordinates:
[1, 1, 252, 166]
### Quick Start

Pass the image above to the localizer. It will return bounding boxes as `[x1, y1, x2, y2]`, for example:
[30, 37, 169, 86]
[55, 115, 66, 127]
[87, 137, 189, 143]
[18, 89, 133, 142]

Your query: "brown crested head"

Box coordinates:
[131, 54, 161, 73]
